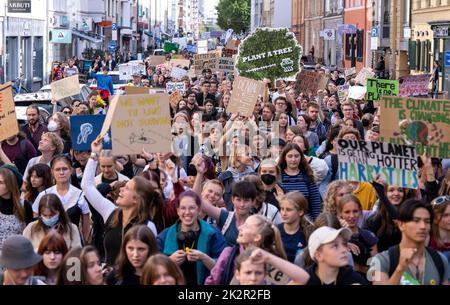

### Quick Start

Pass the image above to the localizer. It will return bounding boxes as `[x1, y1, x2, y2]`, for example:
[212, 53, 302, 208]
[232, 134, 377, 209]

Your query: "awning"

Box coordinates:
[72, 30, 103, 44]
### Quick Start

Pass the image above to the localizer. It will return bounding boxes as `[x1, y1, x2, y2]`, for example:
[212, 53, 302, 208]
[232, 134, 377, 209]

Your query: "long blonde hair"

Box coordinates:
[279, 191, 313, 231]
[247, 214, 287, 260]
[323, 180, 352, 215]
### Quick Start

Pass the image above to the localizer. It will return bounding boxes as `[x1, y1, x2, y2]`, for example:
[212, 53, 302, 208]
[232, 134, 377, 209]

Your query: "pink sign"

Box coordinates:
[398, 74, 431, 97]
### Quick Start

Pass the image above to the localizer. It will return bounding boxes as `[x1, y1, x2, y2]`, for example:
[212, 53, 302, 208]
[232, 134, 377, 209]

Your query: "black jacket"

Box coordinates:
[306, 264, 369, 285]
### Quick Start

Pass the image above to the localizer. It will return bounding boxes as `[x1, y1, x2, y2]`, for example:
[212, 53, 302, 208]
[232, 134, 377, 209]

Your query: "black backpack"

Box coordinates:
[219, 244, 240, 285]
[387, 245, 445, 284]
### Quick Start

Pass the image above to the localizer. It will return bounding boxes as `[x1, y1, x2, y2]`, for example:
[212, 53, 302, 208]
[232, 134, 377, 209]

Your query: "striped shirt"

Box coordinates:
[280, 171, 322, 220]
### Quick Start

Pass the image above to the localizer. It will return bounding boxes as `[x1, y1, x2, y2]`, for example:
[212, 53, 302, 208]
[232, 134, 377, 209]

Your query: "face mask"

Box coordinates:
[47, 120, 59, 132]
[260, 174, 276, 185]
[41, 214, 59, 227]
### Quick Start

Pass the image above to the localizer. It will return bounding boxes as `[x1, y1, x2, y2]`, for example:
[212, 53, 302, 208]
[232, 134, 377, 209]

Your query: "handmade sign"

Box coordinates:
[0, 83, 19, 141]
[354, 67, 375, 86]
[119, 64, 132, 80]
[193, 51, 221, 73]
[344, 67, 356, 77]
[236, 28, 302, 80]
[169, 58, 191, 69]
[337, 84, 350, 102]
[337, 139, 418, 189]
[125, 86, 151, 95]
[227, 76, 265, 117]
[366, 78, 399, 101]
[166, 82, 186, 95]
[70, 115, 112, 151]
[399, 74, 431, 97]
[100, 94, 172, 155]
[348, 85, 367, 100]
[379, 96, 450, 158]
[149, 56, 167, 66]
[296, 71, 328, 95]
[51, 75, 80, 100]
[170, 67, 188, 79]
[212, 57, 235, 74]
[169, 91, 183, 109]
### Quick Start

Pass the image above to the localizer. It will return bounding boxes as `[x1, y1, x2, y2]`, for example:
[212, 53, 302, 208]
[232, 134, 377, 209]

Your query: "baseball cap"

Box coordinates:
[308, 226, 352, 262]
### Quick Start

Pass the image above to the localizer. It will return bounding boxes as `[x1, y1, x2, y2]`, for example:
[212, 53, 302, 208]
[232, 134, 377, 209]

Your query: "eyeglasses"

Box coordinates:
[63, 111, 72, 115]
[431, 195, 450, 208]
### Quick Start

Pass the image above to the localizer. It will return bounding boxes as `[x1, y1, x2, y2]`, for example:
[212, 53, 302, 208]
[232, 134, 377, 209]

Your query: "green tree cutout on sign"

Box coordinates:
[236, 28, 302, 80]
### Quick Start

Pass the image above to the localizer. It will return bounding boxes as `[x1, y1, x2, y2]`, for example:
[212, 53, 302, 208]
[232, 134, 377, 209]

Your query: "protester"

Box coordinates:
[57, 246, 104, 285]
[141, 253, 185, 285]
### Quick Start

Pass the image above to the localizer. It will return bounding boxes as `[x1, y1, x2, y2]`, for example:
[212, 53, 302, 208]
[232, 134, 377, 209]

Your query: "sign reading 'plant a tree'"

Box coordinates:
[236, 28, 302, 80]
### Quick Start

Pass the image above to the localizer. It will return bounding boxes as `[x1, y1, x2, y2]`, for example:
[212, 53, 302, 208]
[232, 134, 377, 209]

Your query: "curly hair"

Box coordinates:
[323, 180, 352, 215]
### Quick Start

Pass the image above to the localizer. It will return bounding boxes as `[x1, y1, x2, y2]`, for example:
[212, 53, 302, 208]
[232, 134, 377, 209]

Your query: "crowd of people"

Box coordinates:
[0, 49, 449, 286]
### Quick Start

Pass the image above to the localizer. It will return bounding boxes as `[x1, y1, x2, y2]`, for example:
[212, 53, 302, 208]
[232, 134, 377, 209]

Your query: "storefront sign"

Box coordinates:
[8, 0, 31, 13]
[50, 29, 72, 44]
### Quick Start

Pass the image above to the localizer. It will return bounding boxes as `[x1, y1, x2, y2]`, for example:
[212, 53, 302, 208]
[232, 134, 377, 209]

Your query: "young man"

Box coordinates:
[273, 97, 296, 126]
[90, 66, 114, 103]
[370, 199, 450, 285]
[181, 91, 202, 118]
[341, 101, 364, 138]
[128, 73, 143, 87]
[0, 235, 45, 285]
[20, 105, 48, 151]
[63, 58, 79, 78]
[196, 80, 216, 106]
[1, 133, 37, 175]
[307, 102, 327, 143]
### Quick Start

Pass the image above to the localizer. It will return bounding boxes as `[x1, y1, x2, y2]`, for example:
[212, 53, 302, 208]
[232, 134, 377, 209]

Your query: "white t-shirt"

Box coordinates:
[32, 185, 90, 215]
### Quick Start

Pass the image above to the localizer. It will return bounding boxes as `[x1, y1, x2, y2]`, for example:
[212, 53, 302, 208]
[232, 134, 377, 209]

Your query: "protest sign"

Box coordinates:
[344, 67, 356, 77]
[337, 139, 418, 189]
[70, 115, 112, 151]
[198, 40, 208, 54]
[227, 76, 265, 117]
[101, 94, 172, 155]
[337, 84, 350, 102]
[366, 78, 399, 101]
[119, 64, 132, 80]
[296, 71, 328, 95]
[149, 55, 166, 66]
[354, 67, 375, 86]
[379, 96, 450, 158]
[170, 67, 188, 79]
[348, 85, 367, 100]
[169, 91, 183, 109]
[166, 82, 186, 95]
[125, 86, 151, 95]
[169, 58, 191, 69]
[193, 51, 221, 74]
[51, 75, 80, 100]
[212, 57, 235, 74]
[236, 28, 302, 80]
[399, 74, 431, 97]
[0, 83, 19, 141]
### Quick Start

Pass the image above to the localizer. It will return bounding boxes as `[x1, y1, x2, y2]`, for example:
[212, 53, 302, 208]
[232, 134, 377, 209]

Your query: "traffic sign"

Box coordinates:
[112, 23, 117, 31]
[371, 26, 379, 37]
[445, 51, 450, 67]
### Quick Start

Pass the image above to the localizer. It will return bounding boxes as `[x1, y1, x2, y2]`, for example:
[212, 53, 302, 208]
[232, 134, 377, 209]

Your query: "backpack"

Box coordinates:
[219, 244, 240, 285]
[387, 245, 445, 284]
[330, 154, 339, 181]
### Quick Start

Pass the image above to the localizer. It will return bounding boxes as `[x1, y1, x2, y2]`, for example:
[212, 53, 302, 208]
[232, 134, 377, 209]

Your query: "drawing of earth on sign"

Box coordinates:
[129, 129, 156, 145]
[394, 120, 444, 146]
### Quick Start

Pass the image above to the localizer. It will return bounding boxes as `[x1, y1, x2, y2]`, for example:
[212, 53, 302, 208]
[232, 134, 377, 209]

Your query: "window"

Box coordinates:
[345, 33, 352, 59]
[357, 29, 364, 62]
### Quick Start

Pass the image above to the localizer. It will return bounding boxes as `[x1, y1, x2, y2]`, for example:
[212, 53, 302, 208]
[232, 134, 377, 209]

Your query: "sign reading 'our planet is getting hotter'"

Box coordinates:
[379, 96, 450, 158]
[236, 28, 302, 80]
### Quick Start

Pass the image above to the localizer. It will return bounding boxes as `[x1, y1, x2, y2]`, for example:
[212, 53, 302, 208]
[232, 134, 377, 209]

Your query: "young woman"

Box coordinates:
[47, 112, 72, 154]
[157, 190, 226, 285]
[274, 112, 289, 141]
[0, 167, 33, 250]
[205, 214, 289, 285]
[24, 193, 81, 250]
[81, 137, 162, 266]
[278, 192, 312, 263]
[23, 132, 64, 182]
[323, 181, 353, 215]
[22, 163, 52, 203]
[336, 194, 378, 275]
[141, 253, 185, 285]
[296, 114, 319, 149]
[57, 246, 104, 285]
[33, 231, 69, 285]
[429, 196, 450, 255]
[258, 159, 285, 210]
[305, 226, 368, 285]
[32, 155, 91, 243]
[234, 246, 310, 285]
[285, 125, 302, 143]
[95, 150, 130, 186]
[278, 143, 322, 221]
[203, 99, 217, 120]
[107, 225, 159, 285]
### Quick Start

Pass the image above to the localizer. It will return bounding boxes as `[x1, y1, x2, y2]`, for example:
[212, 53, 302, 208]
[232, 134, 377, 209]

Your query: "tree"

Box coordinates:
[216, 0, 251, 34]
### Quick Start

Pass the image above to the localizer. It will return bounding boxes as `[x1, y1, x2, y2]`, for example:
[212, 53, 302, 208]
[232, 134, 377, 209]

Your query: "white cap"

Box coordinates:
[308, 226, 352, 262]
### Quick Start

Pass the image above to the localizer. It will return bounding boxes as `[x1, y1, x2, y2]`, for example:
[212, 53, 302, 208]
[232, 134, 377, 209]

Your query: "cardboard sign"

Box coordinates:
[170, 67, 188, 80]
[379, 96, 450, 158]
[51, 75, 80, 100]
[337, 84, 350, 102]
[101, 94, 172, 155]
[366, 78, 399, 101]
[149, 55, 166, 66]
[344, 67, 356, 77]
[337, 139, 418, 189]
[212, 57, 235, 73]
[194, 51, 221, 74]
[228, 76, 265, 117]
[70, 115, 112, 151]
[169, 58, 191, 69]
[166, 82, 186, 95]
[354, 68, 375, 86]
[119, 65, 132, 80]
[0, 83, 19, 141]
[197, 40, 208, 54]
[296, 71, 329, 95]
[399, 74, 431, 97]
[348, 85, 367, 100]
[125, 86, 151, 95]
[169, 91, 183, 109]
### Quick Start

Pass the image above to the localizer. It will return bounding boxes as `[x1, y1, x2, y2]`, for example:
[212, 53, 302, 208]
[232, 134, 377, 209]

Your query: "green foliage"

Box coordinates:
[216, 0, 251, 34]
[236, 28, 302, 81]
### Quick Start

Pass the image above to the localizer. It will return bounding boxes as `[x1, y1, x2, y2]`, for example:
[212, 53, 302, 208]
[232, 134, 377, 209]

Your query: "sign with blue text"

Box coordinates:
[70, 115, 112, 151]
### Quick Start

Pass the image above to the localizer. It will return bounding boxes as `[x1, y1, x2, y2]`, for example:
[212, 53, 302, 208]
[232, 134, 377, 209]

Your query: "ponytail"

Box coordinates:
[272, 224, 288, 260]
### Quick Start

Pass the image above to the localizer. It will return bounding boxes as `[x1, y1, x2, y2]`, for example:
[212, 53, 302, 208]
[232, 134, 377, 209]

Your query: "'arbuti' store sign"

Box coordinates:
[8, 0, 31, 13]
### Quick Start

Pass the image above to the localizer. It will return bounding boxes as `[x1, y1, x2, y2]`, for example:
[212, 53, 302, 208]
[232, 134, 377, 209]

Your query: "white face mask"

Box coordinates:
[47, 120, 59, 132]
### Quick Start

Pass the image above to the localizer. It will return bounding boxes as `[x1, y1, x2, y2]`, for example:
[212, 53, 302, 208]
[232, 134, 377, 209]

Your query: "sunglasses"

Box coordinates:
[431, 196, 450, 208]
[63, 111, 72, 114]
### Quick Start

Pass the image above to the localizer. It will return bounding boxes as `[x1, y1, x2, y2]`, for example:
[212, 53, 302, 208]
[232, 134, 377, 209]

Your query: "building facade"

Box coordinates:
[323, 0, 344, 68]
[291, 0, 305, 48]
[304, 0, 324, 62]
[252, 0, 292, 31]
